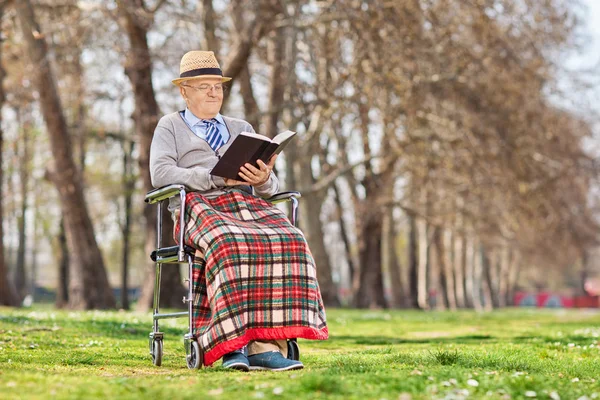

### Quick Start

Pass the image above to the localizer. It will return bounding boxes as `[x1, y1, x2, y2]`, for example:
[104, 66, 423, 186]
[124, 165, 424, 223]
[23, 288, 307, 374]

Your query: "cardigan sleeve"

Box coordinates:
[150, 120, 220, 191]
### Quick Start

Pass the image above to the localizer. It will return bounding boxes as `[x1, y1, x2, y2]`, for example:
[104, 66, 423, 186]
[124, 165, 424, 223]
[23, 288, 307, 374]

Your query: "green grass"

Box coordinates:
[1, 307, 600, 399]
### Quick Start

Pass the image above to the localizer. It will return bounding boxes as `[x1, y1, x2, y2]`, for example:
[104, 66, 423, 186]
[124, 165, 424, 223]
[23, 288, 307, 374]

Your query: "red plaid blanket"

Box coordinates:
[174, 189, 328, 366]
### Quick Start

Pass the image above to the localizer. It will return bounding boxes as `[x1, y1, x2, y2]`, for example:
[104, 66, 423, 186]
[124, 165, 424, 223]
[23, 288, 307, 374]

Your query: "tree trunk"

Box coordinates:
[221, 13, 263, 88]
[15, 113, 30, 301]
[430, 227, 446, 310]
[200, 0, 218, 51]
[506, 249, 520, 306]
[55, 218, 70, 308]
[215, 0, 274, 111]
[263, 17, 286, 140]
[444, 230, 457, 310]
[471, 241, 484, 311]
[497, 245, 510, 307]
[383, 207, 403, 308]
[0, 3, 19, 306]
[15, 213, 27, 301]
[293, 114, 339, 307]
[416, 217, 429, 310]
[436, 229, 456, 311]
[120, 140, 134, 310]
[356, 209, 387, 309]
[480, 246, 494, 311]
[453, 232, 466, 308]
[238, 65, 260, 129]
[464, 235, 475, 309]
[300, 189, 340, 307]
[407, 213, 419, 308]
[333, 182, 357, 301]
[489, 248, 501, 307]
[116, 0, 184, 311]
[29, 194, 39, 302]
[16, 0, 115, 309]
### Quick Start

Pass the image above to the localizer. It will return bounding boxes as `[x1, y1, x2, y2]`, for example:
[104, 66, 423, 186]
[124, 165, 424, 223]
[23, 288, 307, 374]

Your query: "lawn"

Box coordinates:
[1, 307, 599, 399]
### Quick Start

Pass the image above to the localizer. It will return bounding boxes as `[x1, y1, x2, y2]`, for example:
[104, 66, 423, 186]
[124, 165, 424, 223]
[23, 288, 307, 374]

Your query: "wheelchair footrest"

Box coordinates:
[150, 245, 196, 262]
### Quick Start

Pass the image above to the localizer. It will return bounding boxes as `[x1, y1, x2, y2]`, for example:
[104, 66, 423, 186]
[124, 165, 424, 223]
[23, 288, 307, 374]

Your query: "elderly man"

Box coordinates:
[149, 51, 328, 371]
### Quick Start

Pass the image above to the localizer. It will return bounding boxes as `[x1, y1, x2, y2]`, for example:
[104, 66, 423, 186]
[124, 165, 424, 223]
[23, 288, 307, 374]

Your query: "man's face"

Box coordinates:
[180, 77, 224, 118]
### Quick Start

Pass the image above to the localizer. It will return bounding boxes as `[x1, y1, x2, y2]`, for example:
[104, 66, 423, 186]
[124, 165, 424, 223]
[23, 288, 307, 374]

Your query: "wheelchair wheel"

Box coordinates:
[187, 341, 202, 369]
[151, 339, 163, 366]
[287, 339, 300, 361]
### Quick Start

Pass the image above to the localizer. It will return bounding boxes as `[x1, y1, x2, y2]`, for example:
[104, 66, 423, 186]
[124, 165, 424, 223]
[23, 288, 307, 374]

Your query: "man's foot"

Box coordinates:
[248, 350, 304, 371]
[222, 348, 249, 371]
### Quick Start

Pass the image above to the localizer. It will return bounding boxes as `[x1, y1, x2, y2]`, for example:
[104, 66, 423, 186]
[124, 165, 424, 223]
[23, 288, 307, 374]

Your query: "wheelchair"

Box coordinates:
[144, 184, 302, 369]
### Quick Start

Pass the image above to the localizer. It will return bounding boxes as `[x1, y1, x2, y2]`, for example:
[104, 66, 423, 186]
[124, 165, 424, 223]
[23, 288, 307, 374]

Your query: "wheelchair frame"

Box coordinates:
[144, 184, 301, 369]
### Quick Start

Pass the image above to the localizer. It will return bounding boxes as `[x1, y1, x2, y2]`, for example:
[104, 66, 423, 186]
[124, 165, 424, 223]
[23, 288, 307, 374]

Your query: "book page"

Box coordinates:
[240, 131, 272, 142]
[272, 130, 296, 145]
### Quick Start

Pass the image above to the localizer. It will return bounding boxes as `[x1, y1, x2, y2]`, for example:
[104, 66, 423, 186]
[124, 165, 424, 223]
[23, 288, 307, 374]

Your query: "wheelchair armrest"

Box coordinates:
[267, 191, 302, 204]
[145, 184, 188, 204]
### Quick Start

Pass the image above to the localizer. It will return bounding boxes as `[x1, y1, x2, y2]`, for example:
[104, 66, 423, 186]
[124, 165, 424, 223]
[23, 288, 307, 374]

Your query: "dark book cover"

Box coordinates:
[210, 130, 296, 180]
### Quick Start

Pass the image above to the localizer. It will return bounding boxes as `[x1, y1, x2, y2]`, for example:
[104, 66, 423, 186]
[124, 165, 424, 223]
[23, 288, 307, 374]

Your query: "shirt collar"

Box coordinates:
[184, 108, 224, 126]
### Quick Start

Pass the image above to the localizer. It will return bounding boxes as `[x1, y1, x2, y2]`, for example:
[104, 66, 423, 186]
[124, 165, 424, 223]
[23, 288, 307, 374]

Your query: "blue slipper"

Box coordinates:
[222, 347, 249, 371]
[248, 350, 304, 371]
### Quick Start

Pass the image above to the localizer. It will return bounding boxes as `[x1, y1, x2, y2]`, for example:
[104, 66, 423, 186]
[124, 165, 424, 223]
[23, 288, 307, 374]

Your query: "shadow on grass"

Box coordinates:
[300, 373, 350, 394]
[333, 334, 495, 345]
[84, 320, 184, 339]
[318, 349, 538, 374]
[0, 314, 185, 343]
[335, 333, 593, 347]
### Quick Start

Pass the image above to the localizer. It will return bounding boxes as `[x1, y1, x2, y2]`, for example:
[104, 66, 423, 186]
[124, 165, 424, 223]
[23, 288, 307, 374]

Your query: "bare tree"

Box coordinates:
[115, 0, 185, 310]
[0, 1, 19, 307]
[3, 0, 597, 311]
[13, 107, 31, 301]
[15, 0, 115, 309]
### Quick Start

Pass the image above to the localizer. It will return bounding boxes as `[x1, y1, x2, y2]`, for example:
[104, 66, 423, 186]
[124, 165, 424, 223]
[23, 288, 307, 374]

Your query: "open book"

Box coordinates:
[210, 130, 296, 180]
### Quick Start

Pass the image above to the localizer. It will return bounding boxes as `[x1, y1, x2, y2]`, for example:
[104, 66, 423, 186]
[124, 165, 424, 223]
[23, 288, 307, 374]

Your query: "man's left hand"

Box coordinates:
[238, 154, 278, 186]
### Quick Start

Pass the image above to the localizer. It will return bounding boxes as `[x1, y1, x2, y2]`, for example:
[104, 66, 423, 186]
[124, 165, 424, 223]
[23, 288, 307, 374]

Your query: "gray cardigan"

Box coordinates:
[150, 111, 280, 211]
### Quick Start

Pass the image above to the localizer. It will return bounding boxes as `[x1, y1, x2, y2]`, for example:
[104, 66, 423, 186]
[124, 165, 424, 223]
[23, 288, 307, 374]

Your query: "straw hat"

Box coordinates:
[171, 51, 232, 86]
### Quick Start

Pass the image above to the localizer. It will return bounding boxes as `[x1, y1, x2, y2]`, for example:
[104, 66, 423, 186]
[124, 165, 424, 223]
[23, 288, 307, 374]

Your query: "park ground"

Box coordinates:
[1, 307, 600, 399]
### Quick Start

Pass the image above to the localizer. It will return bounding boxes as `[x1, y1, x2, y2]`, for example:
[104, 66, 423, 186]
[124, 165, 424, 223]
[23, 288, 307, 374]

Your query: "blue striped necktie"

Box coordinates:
[204, 118, 224, 151]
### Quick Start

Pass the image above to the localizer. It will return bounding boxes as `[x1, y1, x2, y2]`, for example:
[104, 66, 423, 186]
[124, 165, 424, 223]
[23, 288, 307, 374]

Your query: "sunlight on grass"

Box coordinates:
[1, 307, 600, 399]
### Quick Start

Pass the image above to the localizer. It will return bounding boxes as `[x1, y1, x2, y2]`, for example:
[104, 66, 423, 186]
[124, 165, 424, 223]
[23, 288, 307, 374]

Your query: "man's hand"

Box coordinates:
[234, 154, 277, 186]
[224, 177, 247, 186]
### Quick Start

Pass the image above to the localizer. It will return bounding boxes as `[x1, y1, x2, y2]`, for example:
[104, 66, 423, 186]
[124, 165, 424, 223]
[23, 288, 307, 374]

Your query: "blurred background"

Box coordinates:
[1, 0, 600, 312]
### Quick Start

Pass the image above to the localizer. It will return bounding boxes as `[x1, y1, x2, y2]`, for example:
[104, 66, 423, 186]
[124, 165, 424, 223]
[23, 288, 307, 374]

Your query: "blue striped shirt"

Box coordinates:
[180, 109, 230, 147]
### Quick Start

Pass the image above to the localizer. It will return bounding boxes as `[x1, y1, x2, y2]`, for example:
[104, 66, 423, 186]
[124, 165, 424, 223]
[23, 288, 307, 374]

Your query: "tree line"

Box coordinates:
[0, 0, 598, 310]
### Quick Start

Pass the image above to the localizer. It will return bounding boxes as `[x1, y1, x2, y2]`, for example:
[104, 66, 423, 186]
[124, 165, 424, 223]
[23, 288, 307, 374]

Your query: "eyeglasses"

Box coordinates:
[181, 83, 227, 94]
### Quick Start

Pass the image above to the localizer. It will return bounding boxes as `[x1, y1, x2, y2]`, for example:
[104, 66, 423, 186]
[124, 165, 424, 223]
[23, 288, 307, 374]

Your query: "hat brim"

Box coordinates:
[172, 75, 232, 86]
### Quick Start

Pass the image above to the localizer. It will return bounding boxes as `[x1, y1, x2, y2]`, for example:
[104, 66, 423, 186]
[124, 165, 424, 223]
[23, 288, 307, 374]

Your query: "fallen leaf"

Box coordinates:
[208, 388, 223, 396]
[273, 387, 284, 395]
